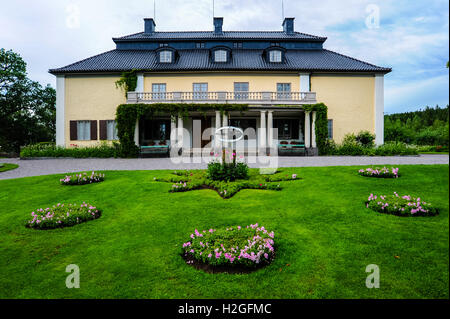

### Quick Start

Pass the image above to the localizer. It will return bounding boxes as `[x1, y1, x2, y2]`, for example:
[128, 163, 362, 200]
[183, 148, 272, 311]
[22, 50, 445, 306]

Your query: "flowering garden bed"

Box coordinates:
[155, 170, 299, 199]
[366, 192, 438, 217]
[358, 167, 399, 178]
[181, 224, 275, 273]
[60, 172, 105, 185]
[26, 203, 101, 230]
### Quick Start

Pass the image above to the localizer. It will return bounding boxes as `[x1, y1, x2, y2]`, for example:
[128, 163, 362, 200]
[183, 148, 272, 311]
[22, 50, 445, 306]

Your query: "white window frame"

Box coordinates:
[214, 50, 227, 62]
[159, 50, 172, 63]
[269, 50, 282, 63]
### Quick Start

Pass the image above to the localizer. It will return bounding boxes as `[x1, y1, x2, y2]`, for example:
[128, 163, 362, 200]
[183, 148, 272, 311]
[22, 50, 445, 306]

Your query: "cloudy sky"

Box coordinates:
[0, 0, 448, 113]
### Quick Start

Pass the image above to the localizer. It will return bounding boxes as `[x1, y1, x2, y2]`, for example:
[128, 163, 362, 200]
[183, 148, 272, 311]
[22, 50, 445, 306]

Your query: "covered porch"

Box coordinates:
[135, 107, 319, 157]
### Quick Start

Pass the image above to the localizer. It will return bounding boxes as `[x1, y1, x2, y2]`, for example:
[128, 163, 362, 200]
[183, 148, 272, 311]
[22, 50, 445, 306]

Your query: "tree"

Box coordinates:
[0, 48, 56, 153]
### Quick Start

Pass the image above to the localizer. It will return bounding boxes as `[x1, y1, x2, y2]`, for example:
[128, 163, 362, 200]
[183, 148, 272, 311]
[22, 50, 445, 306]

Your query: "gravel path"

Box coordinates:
[0, 155, 448, 181]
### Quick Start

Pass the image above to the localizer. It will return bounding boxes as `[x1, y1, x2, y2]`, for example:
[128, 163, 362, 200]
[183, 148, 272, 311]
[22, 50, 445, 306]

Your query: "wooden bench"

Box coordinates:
[140, 145, 170, 157]
[278, 143, 306, 156]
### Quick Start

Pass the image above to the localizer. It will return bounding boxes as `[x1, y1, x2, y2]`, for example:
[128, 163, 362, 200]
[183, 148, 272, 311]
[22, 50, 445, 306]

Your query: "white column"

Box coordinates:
[215, 111, 221, 148]
[374, 74, 385, 146]
[177, 116, 184, 149]
[136, 73, 144, 92]
[55, 75, 65, 146]
[222, 113, 228, 127]
[267, 111, 274, 148]
[259, 111, 267, 150]
[311, 111, 317, 148]
[134, 119, 139, 146]
[170, 116, 177, 147]
[305, 111, 311, 148]
[300, 73, 310, 92]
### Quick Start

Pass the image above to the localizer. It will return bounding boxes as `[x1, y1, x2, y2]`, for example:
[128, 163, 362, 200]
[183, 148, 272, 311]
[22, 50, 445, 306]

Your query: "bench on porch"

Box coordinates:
[139, 144, 170, 157]
[278, 141, 306, 156]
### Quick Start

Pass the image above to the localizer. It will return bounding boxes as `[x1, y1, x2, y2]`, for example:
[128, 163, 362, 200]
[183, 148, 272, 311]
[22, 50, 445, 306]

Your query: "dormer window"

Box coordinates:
[159, 50, 173, 63]
[214, 50, 227, 62]
[269, 50, 282, 63]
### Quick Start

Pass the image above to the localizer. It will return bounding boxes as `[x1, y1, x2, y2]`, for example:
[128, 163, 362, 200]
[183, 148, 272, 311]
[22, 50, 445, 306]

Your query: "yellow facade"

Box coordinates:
[143, 72, 300, 92]
[311, 75, 375, 143]
[63, 72, 376, 147]
[64, 75, 126, 146]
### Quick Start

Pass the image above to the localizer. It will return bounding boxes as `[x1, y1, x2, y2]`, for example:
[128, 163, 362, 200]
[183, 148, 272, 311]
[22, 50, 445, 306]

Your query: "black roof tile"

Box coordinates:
[49, 49, 391, 74]
[113, 31, 326, 41]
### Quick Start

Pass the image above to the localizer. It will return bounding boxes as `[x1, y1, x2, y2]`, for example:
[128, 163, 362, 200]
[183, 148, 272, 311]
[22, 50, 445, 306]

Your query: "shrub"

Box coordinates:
[366, 193, 438, 217]
[207, 161, 249, 181]
[373, 142, 418, 156]
[181, 224, 275, 268]
[356, 131, 376, 147]
[60, 172, 105, 185]
[358, 167, 399, 178]
[26, 203, 101, 230]
[20, 142, 120, 158]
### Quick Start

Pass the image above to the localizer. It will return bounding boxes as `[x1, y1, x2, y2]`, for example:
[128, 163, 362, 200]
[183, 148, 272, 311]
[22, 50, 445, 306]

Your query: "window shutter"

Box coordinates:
[70, 121, 77, 140]
[99, 120, 107, 140]
[90, 120, 98, 140]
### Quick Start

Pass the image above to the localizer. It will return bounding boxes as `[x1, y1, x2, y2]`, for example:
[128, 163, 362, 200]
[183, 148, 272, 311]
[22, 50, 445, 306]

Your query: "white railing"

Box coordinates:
[127, 91, 317, 104]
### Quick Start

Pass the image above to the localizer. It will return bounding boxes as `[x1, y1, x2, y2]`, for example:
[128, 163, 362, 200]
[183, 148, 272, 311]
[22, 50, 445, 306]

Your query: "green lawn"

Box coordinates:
[0, 163, 18, 173]
[0, 165, 448, 299]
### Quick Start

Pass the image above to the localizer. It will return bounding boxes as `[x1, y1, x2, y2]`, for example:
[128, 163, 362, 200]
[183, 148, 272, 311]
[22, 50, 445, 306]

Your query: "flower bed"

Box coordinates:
[60, 172, 105, 185]
[26, 203, 101, 230]
[181, 224, 275, 272]
[358, 167, 399, 178]
[157, 169, 299, 199]
[0, 163, 19, 173]
[366, 192, 438, 217]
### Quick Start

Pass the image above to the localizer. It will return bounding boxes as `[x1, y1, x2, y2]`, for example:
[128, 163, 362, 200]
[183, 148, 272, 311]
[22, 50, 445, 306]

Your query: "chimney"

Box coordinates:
[214, 17, 223, 34]
[144, 18, 156, 34]
[282, 17, 295, 35]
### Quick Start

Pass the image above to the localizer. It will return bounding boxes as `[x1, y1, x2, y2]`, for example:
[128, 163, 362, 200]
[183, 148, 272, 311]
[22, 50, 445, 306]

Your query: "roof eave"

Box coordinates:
[49, 67, 391, 75]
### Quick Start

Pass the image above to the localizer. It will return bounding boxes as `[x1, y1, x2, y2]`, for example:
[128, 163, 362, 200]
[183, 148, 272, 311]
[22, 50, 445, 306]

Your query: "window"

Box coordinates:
[214, 50, 227, 62]
[106, 120, 119, 141]
[141, 119, 171, 142]
[328, 119, 333, 139]
[193, 83, 208, 100]
[234, 82, 249, 100]
[277, 83, 291, 99]
[152, 83, 167, 100]
[77, 121, 91, 140]
[196, 42, 205, 48]
[159, 50, 172, 63]
[273, 119, 300, 140]
[269, 50, 282, 62]
[233, 42, 243, 49]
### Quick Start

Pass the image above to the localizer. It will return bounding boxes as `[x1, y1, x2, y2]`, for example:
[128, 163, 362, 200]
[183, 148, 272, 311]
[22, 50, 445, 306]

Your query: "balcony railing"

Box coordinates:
[127, 91, 317, 105]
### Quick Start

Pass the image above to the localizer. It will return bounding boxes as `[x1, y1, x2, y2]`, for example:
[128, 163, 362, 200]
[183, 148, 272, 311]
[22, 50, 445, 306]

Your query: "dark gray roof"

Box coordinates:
[49, 49, 391, 74]
[114, 31, 326, 41]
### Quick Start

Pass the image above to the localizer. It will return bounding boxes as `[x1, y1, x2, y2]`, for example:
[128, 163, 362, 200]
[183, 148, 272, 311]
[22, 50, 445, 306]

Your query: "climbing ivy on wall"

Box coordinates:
[115, 103, 249, 158]
[303, 103, 329, 155]
[115, 70, 139, 97]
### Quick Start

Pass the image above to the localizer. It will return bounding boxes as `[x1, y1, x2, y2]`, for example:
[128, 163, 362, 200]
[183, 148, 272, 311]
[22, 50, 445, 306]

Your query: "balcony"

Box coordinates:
[127, 91, 317, 105]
